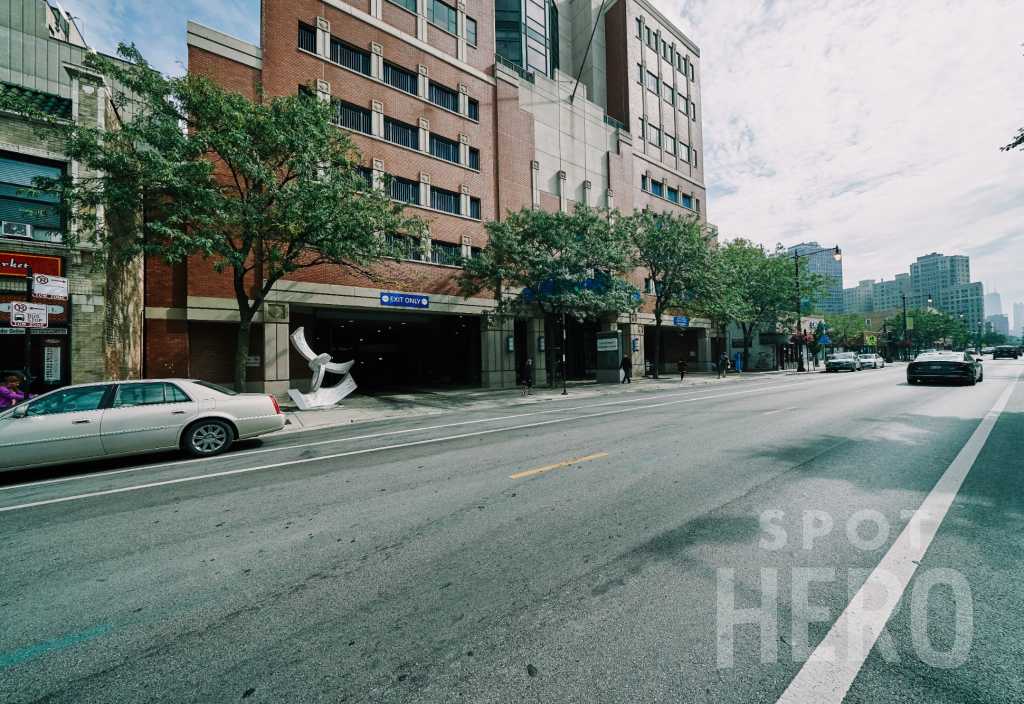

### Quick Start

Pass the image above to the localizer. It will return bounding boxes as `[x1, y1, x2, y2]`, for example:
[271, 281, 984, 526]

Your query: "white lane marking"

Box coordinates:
[0, 381, 829, 513]
[0, 375, 814, 494]
[774, 366, 1022, 704]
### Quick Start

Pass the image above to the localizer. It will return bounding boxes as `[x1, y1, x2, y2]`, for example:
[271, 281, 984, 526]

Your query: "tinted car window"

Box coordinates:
[113, 383, 167, 408]
[193, 381, 239, 396]
[166, 384, 191, 403]
[26, 386, 109, 417]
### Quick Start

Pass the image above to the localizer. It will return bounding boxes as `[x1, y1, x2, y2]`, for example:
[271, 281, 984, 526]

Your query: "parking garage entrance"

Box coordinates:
[289, 308, 481, 393]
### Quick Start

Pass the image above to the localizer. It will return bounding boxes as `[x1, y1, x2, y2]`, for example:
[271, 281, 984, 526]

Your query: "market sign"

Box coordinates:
[33, 273, 68, 300]
[10, 301, 48, 328]
[0, 251, 62, 277]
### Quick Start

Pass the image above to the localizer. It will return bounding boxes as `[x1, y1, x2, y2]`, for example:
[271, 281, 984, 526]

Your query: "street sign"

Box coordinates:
[596, 337, 619, 351]
[819, 335, 832, 345]
[906, 317, 914, 331]
[33, 273, 68, 300]
[866, 335, 877, 346]
[672, 316, 690, 328]
[379, 292, 429, 309]
[10, 301, 47, 328]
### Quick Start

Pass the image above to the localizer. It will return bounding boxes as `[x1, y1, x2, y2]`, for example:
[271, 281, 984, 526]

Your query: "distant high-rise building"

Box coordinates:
[1014, 302, 1024, 337]
[786, 242, 844, 313]
[872, 274, 911, 312]
[843, 279, 874, 314]
[909, 253, 984, 329]
[987, 314, 1010, 337]
[985, 292, 1003, 317]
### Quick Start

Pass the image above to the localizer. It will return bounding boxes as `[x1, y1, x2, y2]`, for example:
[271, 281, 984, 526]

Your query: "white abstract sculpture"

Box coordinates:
[288, 327, 357, 410]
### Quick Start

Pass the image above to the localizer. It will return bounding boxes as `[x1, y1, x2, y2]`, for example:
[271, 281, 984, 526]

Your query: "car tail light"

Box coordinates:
[269, 395, 282, 415]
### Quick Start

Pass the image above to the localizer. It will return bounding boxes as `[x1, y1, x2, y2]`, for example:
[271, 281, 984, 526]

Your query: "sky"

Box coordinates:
[57, 0, 1024, 318]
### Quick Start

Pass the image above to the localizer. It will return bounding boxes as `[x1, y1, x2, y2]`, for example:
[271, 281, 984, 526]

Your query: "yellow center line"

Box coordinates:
[509, 452, 609, 480]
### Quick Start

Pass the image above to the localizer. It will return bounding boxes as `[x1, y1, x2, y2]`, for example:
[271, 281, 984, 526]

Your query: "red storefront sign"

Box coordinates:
[0, 252, 62, 277]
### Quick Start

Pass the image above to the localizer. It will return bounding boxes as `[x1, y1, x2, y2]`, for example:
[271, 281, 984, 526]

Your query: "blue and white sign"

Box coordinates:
[672, 316, 690, 328]
[819, 335, 832, 345]
[380, 292, 430, 309]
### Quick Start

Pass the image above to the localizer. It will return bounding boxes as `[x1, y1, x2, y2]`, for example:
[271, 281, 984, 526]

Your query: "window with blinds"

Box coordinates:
[0, 155, 64, 243]
[384, 117, 419, 149]
[331, 39, 371, 75]
[429, 134, 460, 164]
[428, 81, 459, 112]
[383, 62, 417, 94]
[332, 101, 372, 134]
[430, 186, 460, 214]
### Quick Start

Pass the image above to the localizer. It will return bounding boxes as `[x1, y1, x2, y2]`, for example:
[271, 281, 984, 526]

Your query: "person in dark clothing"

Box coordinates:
[620, 355, 632, 384]
[677, 358, 688, 381]
[717, 352, 730, 379]
[521, 358, 534, 397]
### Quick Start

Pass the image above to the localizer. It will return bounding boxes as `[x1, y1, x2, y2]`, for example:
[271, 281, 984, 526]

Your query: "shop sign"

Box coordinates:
[597, 337, 619, 352]
[43, 346, 62, 382]
[10, 301, 48, 328]
[0, 252, 62, 277]
[379, 292, 429, 309]
[0, 327, 67, 335]
[672, 316, 690, 328]
[33, 273, 69, 300]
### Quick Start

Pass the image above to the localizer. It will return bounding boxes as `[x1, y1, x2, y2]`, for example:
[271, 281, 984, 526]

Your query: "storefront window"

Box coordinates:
[0, 154, 64, 244]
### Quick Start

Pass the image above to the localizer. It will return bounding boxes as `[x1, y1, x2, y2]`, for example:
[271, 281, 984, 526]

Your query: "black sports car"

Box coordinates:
[907, 351, 983, 385]
[993, 345, 1020, 360]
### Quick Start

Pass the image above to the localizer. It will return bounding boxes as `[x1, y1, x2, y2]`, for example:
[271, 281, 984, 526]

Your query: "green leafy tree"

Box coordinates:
[622, 210, 715, 377]
[459, 205, 639, 321]
[4, 45, 418, 390]
[825, 313, 868, 349]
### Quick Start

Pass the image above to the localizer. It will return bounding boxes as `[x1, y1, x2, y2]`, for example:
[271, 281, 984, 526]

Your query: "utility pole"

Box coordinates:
[561, 311, 568, 395]
[902, 293, 909, 361]
[22, 265, 34, 389]
[794, 253, 804, 372]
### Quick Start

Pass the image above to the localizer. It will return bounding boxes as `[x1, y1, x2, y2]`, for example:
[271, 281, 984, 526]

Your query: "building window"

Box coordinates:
[384, 116, 419, 149]
[663, 84, 674, 104]
[650, 179, 664, 197]
[679, 96, 688, 115]
[430, 185, 461, 214]
[429, 133, 460, 163]
[468, 147, 480, 170]
[679, 143, 689, 163]
[331, 38, 371, 75]
[648, 124, 661, 147]
[692, 149, 698, 168]
[675, 51, 683, 72]
[387, 0, 417, 11]
[467, 98, 479, 121]
[681, 193, 693, 209]
[427, 0, 458, 34]
[466, 16, 478, 46]
[386, 232, 423, 260]
[298, 23, 316, 53]
[383, 61, 417, 94]
[431, 239, 462, 266]
[689, 62, 695, 81]
[469, 196, 481, 219]
[356, 166, 373, 188]
[662, 41, 671, 62]
[635, 17, 642, 38]
[666, 186, 679, 203]
[665, 136, 676, 155]
[645, 27, 652, 46]
[641, 174, 648, 191]
[690, 102, 696, 120]
[389, 176, 420, 204]
[645, 71, 659, 94]
[0, 155, 63, 244]
[332, 100, 372, 134]
[428, 81, 459, 112]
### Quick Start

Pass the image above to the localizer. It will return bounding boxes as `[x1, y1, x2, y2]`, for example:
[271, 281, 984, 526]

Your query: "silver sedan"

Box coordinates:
[0, 379, 286, 471]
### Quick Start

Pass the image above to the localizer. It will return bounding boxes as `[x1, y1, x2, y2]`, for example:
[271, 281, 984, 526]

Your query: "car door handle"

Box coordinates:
[71, 419, 92, 425]
[171, 410, 187, 415]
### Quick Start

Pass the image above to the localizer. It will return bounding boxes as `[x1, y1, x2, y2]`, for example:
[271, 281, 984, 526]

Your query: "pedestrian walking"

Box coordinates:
[520, 357, 534, 397]
[0, 373, 30, 409]
[620, 355, 632, 384]
[677, 357, 687, 381]
[717, 352, 730, 379]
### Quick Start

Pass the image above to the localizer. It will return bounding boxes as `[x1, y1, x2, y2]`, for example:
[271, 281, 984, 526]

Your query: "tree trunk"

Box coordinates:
[652, 311, 662, 379]
[741, 323, 753, 370]
[234, 314, 253, 392]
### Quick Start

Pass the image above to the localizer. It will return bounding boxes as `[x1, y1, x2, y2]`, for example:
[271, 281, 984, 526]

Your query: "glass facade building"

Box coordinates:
[495, 0, 559, 77]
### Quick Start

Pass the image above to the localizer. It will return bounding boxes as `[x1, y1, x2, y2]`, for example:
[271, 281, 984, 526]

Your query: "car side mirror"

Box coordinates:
[11, 404, 28, 419]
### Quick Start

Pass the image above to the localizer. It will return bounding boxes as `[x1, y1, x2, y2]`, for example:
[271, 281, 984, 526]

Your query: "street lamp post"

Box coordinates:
[901, 293, 909, 361]
[792, 245, 842, 372]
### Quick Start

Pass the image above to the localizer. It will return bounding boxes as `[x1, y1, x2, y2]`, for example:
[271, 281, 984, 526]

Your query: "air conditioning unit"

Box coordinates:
[2, 221, 32, 239]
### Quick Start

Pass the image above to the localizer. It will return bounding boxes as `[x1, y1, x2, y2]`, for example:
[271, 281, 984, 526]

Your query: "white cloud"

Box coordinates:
[663, 0, 1024, 314]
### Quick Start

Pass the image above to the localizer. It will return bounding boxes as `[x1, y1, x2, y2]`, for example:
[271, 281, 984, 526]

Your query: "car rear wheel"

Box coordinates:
[183, 419, 234, 457]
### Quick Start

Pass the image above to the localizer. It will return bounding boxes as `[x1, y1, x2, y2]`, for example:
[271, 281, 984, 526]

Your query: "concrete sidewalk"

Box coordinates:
[280, 371, 768, 432]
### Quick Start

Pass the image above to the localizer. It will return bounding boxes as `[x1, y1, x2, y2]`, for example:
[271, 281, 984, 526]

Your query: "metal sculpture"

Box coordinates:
[288, 327, 357, 410]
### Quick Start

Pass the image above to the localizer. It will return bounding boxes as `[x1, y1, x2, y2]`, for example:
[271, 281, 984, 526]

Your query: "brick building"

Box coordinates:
[147, 0, 710, 395]
[0, 1, 142, 394]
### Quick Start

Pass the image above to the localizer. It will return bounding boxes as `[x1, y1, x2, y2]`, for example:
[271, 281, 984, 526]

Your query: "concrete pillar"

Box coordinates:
[370, 42, 384, 80]
[456, 2, 467, 61]
[458, 83, 469, 115]
[315, 79, 331, 102]
[371, 100, 384, 137]
[629, 322, 645, 378]
[418, 117, 430, 154]
[582, 179, 592, 207]
[416, 0, 428, 40]
[557, 170, 567, 212]
[698, 329, 713, 372]
[531, 160, 541, 208]
[419, 172, 431, 208]
[370, 0, 383, 19]
[459, 184, 470, 216]
[458, 133, 469, 166]
[262, 316, 291, 398]
[315, 17, 330, 58]
[371, 158, 385, 190]
[418, 64, 429, 99]
[606, 187, 615, 210]
[480, 314, 516, 389]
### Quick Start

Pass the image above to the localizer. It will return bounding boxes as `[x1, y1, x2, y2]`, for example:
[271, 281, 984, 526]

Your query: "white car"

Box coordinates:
[858, 354, 886, 369]
[0, 379, 286, 471]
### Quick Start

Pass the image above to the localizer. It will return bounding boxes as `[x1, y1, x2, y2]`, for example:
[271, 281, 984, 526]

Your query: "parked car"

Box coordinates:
[858, 353, 886, 369]
[826, 352, 862, 372]
[907, 351, 983, 386]
[992, 345, 1020, 360]
[981, 347, 995, 355]
[0, 379, 286, 471]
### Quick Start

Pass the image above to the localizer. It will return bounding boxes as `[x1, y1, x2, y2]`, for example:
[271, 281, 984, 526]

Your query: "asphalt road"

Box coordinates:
[1, 360, 1022, 703]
